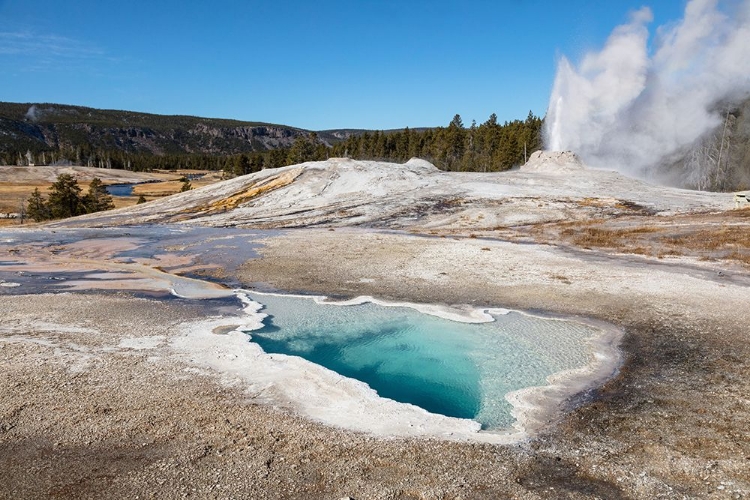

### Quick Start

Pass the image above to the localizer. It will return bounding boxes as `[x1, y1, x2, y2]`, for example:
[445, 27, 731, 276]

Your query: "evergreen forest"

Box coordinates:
[330, 113, 543, 172]
[1, 100, 543, 176]
[25, 174, 114, 222]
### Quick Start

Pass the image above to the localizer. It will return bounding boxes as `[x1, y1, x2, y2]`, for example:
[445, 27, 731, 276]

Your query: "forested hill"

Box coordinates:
[0, 101, 544, 174]
[3, 100, 747, 190]
[0, 102, 334, 164]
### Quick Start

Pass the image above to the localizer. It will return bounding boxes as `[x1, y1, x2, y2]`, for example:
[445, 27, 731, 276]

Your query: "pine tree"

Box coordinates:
[26, 188, 50, 222]
[250, 154, 265, 173]
[460, 120, 478, 172]
[287, 136, 316, 164]
[268, 148, 289, 169]
[222, 157, 235, 178]
[234, 154, 251, 176]
[445, 114, 466, 170]
[82, 177, 115, 213]
[47, 174, 85, 219]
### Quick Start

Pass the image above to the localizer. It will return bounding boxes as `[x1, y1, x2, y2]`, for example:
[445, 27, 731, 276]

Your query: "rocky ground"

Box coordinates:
[2, 156, 749, 498]
[1, 226, 748, 498]
[53, 155, 736, 230]
[0, 293, 555, 500]
[238, 228, 750, 499]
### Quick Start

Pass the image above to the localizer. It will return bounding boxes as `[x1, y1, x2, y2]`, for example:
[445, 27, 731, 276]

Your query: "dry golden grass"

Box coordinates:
[132, 181, 186, 197]
[0, 182, 50, 213]
[132, 174, 224, 198]
[664, 226, 749, 251]
[552, 216, 750, 266]
[111, 196, 143, 209]
[576, 197, 611, 208]
[0, 169, 225, 217]
[0, 181, 167, 213]
[727, 251, 750, 265]
[729, 206, 750, 217]
[560, 226, 660, 249]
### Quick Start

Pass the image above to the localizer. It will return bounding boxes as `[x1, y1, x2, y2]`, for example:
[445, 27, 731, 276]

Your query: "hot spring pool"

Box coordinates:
[243, 292, 608, 431]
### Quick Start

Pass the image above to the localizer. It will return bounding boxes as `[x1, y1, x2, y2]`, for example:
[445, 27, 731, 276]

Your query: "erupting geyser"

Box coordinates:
[543, 0, 750, 180]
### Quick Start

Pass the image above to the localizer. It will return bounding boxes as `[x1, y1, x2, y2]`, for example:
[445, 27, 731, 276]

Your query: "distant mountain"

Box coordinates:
[0, 101, 357, 159]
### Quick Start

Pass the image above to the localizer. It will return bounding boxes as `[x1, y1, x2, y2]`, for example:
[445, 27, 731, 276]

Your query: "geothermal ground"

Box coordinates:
[1, 153, 750, 499]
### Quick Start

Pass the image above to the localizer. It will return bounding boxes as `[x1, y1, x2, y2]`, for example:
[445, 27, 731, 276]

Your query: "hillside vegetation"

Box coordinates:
[0, 102, 543, 175]
[3, 100, 749, 190]
[0, 102, 321, 171]
[330, 113, 543, 172]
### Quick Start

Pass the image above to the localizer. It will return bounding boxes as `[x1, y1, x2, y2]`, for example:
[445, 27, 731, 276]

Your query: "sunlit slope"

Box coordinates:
[54, 154, 735, 230]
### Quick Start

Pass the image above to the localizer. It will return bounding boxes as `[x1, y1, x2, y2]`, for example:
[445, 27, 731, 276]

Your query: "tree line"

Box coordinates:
[3, 112, 543, 176]
[331, 112, 543, 172]
[18, 112, 544, 222]
[2, 148, 295, 176]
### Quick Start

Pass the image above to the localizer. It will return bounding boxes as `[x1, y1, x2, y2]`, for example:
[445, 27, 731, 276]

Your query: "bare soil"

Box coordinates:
[2, 222, 747, 498]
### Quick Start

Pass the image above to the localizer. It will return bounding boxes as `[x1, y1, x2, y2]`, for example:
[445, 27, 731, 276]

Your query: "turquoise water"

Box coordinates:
[245, 293, 598, 430]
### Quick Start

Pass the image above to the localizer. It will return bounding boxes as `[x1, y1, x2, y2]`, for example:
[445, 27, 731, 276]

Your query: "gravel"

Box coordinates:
[2, 225, 748, 498]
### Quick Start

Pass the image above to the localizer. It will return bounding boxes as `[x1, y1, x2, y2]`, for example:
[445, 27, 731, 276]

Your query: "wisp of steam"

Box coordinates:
[25, 105, 40, 122]
[544, 0, 750, 181]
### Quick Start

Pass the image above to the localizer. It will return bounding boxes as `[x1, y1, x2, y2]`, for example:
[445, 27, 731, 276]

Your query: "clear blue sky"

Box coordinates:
[1, 1, 686, 130]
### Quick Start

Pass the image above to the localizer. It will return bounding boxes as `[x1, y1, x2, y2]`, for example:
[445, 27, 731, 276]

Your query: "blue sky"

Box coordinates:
[1, 1, 686, 130]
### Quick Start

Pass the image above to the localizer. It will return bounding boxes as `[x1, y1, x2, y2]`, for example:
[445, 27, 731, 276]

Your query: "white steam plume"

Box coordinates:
[25, 104, 40, 122]
[544, 0, 750, 180]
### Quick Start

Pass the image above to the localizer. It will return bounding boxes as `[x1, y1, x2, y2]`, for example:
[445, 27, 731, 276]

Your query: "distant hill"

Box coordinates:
[0, 102, 356, 161]
[0, 102, 544, 175]
[4, 100, 748, 191]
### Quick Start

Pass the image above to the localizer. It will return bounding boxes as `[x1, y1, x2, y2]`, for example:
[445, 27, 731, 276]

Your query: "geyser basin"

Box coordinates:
[244, 292, 607, 431]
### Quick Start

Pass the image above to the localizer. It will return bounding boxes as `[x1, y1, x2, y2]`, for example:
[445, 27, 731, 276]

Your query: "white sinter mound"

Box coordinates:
[519, 151, 585, 173]
[56, 155, 735, 229]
